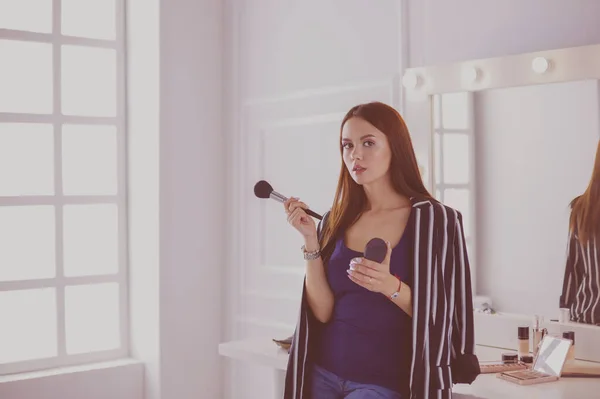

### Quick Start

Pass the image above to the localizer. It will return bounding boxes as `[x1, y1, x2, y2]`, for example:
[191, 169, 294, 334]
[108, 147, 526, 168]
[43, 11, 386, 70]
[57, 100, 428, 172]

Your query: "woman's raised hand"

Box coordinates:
[284, 197, 317, 239]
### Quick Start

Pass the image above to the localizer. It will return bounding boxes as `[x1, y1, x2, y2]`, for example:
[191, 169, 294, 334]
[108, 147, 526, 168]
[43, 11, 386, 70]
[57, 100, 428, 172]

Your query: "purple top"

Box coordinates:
[315, 228, 413, 395]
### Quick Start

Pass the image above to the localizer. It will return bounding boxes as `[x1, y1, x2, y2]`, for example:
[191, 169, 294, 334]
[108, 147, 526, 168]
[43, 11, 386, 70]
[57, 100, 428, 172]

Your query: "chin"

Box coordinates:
[350, 173, 372, 185]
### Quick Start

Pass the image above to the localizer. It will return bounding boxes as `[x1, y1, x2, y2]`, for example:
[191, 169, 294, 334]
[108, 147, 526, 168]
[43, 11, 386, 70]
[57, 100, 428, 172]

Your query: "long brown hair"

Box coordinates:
[318, 101, 432, 264]
[569, 140, 600, 244]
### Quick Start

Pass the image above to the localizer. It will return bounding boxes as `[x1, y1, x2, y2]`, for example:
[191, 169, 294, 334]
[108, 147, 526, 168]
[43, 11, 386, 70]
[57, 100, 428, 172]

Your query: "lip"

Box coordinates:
[352, 165, 367, 174]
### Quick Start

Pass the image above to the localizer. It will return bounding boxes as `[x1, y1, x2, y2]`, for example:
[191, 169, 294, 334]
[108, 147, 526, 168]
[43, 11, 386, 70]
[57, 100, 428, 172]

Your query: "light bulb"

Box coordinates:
[462, 67, 480, 83]
[532, 57, 550, 74]
[402, 71, 420, 89]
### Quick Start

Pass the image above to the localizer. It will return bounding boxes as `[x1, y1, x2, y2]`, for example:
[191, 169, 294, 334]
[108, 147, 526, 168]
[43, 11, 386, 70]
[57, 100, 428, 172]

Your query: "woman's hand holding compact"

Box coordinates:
[347, 240, 400, 298]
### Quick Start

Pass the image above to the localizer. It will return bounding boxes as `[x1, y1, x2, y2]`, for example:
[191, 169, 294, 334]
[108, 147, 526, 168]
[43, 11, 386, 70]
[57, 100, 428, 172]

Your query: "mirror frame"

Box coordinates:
[401, 43, 600, 360]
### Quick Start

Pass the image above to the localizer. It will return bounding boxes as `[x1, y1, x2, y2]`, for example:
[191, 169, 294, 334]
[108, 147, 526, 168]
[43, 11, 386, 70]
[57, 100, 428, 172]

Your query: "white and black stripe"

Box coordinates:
[283, 197, 479, 399]
[560, 231, 600, 325]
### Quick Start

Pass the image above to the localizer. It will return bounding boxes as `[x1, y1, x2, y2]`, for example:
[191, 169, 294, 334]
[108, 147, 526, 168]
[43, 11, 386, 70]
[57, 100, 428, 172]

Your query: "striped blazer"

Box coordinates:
[560, 230, 600, 325]
[284, 196, 480, 399]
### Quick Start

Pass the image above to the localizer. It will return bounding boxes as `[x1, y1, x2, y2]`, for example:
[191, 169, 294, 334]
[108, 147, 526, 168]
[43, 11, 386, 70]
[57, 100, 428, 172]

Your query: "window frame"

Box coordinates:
[431, 92, 477, 283]
[0, 0, 129, 375]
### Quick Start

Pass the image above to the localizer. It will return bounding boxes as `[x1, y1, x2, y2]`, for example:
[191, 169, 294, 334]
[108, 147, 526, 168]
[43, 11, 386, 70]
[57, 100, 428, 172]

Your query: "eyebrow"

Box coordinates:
[341, 134, 376, 142]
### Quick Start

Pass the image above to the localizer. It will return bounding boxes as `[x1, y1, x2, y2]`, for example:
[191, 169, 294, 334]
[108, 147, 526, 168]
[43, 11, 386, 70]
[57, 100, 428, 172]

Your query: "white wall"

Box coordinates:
[224, 0, 404, 398]
[158, 0, 225, 398]
[408, 0, 600, 67]
[473, 80, 600, 318]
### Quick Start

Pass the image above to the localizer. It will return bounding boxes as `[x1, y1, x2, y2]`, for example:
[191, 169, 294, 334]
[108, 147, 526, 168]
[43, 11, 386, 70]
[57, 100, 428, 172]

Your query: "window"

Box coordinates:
[0, 0, 127, 375]
[432, 92, 477, 274]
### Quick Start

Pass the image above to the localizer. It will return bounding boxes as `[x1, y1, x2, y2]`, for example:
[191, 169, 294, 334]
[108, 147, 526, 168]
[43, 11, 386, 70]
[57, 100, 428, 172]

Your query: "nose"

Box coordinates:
[351, 147, 363, 160]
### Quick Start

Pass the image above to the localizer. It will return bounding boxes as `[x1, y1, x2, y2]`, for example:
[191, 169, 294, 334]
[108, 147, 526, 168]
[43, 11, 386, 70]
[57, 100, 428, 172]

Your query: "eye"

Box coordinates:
[364, 140, 375, 147]
[341, 142, 353, 149]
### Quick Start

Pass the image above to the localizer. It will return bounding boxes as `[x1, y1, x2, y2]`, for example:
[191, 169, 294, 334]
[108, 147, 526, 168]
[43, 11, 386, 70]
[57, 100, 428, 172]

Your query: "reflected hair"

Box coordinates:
[569, 140, 600, 244]
[318, 101, 432, 264]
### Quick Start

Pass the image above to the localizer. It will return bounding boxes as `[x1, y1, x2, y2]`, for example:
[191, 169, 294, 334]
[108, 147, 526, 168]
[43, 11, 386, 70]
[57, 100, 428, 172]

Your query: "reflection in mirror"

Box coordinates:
[432, 92, 476, 273]
[433, 80, 600, 322]
[560, 139, 600, 325]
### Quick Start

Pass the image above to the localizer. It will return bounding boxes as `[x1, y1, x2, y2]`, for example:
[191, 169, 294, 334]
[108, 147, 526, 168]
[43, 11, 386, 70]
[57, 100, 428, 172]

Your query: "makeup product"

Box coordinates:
[480, 362, 527, 374]
[520, 355, 534, 365]
[563, 331, 575, 362]
[498, 335, 572, 386]
[502, 352, 519, 364]
[559, 308, 571, 323]
[518, 326, 530, 357]
[531, 315, 546, 356]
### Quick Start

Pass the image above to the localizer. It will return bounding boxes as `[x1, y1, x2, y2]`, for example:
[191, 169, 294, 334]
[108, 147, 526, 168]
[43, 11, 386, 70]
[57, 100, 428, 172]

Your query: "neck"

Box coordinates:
[362, 176, 410, 212]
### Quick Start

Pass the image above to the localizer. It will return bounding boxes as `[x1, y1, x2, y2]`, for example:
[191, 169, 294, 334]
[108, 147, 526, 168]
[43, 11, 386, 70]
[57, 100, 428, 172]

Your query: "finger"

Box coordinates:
[349, 266, 386, 284]
[288, 200, 308, 213]
[350, 263, 384, 279]
[354, 257, 381, 271]
[284, 197, 299, 213]
[347, 269, 380, 289]
[288, 207, 307, 225]
[287, 207, 302, 224]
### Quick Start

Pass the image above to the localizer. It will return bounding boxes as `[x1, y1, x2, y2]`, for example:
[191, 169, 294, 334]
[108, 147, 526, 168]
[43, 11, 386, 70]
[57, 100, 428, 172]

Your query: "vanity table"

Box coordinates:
[219, 336, 600, 399]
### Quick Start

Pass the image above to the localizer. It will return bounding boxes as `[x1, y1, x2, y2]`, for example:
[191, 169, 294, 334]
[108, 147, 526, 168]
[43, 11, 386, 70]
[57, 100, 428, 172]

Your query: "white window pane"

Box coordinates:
[442, 134, 470, 184]
[433, 94, 441, 129]
[61, 0, 116, 40]
[435, 188, 442, 202]
[434, 132, 442, 184]
[62, 125, 118, 195]
[63, 204, 118, 277]
[0, 123, 54, 195]
[0, 206, 55, 282]
[0, 40, 53, 114]
[0, 288, 57, 364]
[0, 0, 52, 33]
[444, 188, 470, 237]
[441, 92, 469, 129]
[61, 45, 117, 117]
[65, 283, 120, 354]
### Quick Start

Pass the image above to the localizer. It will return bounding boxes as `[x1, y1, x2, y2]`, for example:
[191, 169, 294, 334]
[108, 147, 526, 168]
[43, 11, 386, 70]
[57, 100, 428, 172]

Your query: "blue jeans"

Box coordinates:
[311, 364, 403, 399]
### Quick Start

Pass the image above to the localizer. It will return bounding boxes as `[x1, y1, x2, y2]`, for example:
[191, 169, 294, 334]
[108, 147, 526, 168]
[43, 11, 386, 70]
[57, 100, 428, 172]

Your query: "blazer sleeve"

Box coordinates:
[559, 231, 583, 309]
[450, 211, 480, 384]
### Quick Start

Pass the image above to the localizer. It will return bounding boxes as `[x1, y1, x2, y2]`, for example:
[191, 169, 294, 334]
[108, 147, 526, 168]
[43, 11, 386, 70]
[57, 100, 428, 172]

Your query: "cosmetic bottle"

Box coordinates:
[563, 331, 575, 363]
[518, 326, 529, 357]
[532, 315, 545, 356]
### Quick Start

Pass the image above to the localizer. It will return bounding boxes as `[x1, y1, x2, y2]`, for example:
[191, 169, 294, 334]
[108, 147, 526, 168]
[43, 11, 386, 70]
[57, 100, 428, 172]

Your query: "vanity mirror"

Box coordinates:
[402, 44, 600, 359]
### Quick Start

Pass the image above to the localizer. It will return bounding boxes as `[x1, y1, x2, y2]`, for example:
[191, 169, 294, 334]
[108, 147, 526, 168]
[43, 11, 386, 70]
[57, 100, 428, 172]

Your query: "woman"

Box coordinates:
[282, 102, 479, 399]
[560, 140, 600, 325]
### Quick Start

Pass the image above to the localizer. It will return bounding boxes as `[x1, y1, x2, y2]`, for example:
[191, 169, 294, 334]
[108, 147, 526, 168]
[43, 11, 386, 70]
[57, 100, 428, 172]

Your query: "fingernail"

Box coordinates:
[348, 264, 355, 271]
[346, 269, 352, 275]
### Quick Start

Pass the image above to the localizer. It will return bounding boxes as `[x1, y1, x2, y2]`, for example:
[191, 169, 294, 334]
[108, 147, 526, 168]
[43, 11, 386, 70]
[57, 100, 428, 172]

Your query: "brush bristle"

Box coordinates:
[254, 180, 273, 198]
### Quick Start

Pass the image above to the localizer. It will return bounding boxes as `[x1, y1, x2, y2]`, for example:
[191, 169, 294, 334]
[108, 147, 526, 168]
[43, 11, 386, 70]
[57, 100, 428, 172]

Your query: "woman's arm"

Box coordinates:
[559, 231, 583, 309]
[381, 278, 412, 317]
[451, 211, 479, 383]
[285, 200, 335, 323]
[303, 233, 335, 323]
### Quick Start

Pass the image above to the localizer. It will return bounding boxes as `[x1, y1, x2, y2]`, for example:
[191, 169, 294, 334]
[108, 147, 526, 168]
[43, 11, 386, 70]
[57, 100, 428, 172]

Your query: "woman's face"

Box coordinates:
[341, 117, 392, 185]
